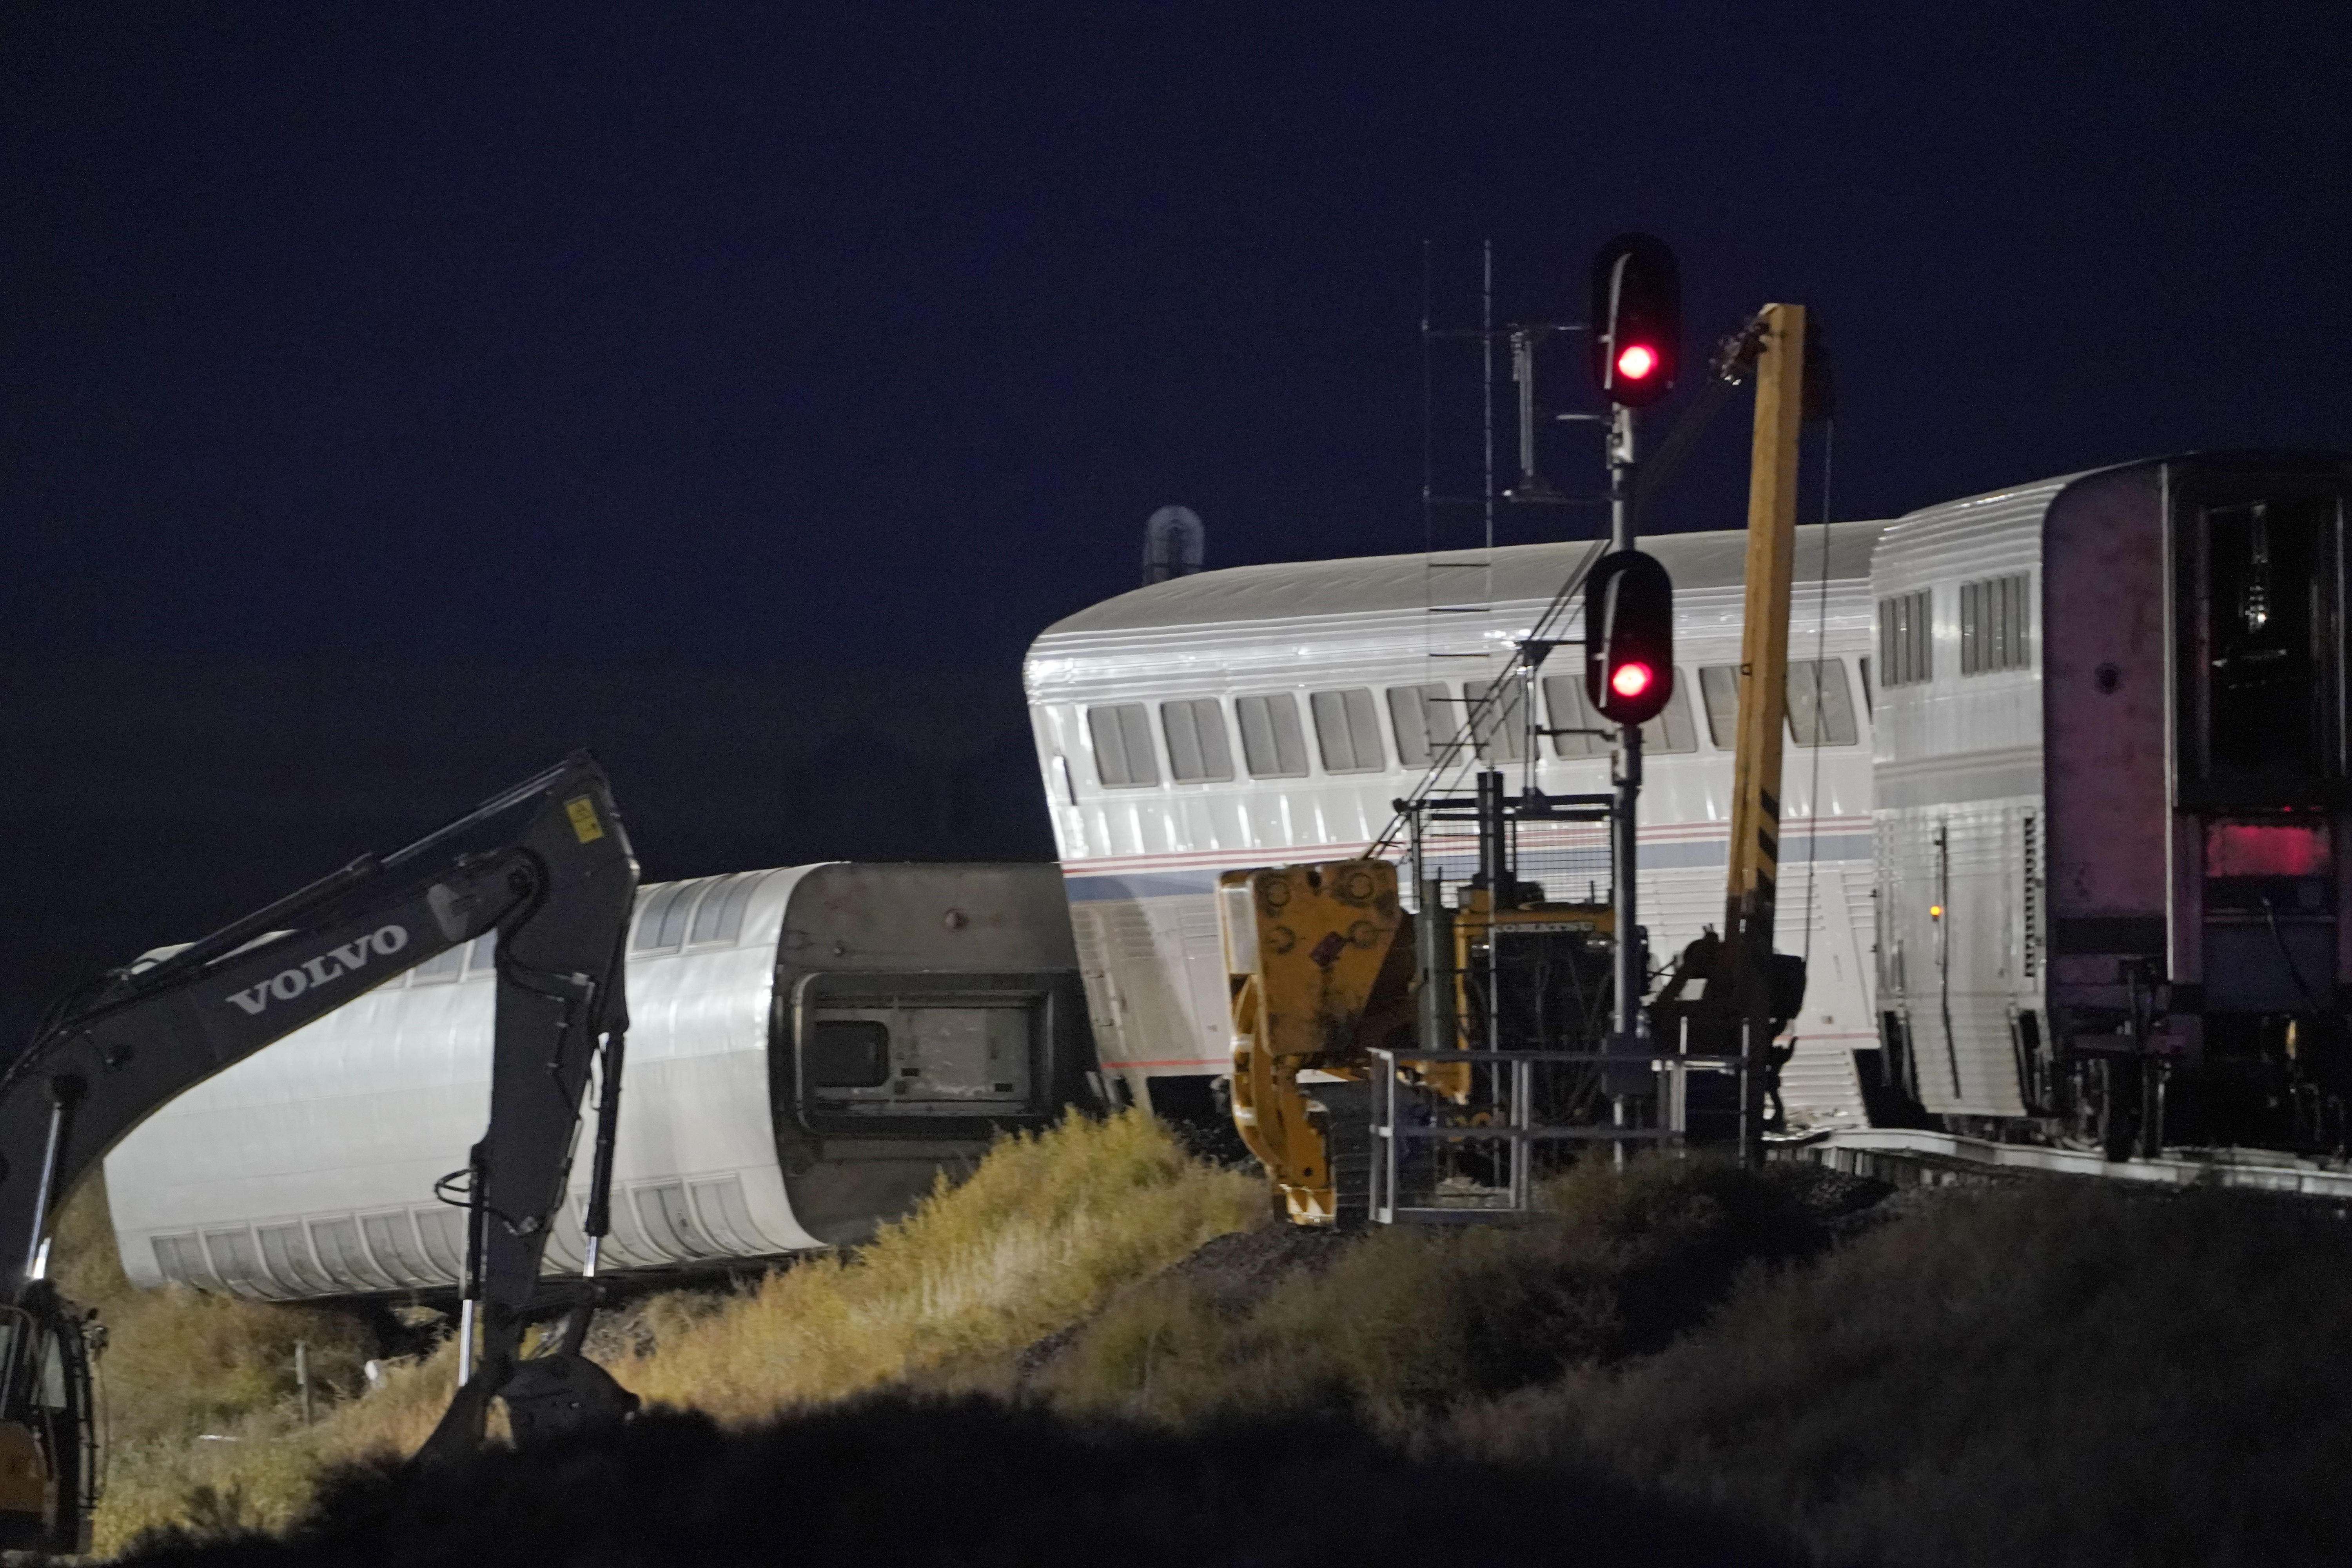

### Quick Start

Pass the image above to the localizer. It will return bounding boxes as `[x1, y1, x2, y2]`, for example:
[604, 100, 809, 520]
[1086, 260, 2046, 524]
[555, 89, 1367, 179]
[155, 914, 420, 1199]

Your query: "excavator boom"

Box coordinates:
[0, 753, 639, 1549]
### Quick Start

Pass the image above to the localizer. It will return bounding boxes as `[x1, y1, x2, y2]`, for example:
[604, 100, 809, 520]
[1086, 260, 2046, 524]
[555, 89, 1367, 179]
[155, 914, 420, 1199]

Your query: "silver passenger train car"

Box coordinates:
[1025, 524, 1888, 1131]
[103, 863, 1091, 1299]
[1033, 449, 2352, 1163]
[1875, 450, 2352, 1156]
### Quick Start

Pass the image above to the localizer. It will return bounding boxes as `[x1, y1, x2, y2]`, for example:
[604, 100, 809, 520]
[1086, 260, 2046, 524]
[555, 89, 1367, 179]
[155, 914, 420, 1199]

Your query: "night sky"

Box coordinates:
[3, 3, 2347, 1024]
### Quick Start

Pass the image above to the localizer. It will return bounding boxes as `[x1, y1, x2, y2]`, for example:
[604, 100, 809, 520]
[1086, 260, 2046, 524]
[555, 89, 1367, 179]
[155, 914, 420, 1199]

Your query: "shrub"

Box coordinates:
[1454, 1181, 2352, 1568]
[1038, 1153, 1870, 1426]
[76, 1108, 1262, 1553]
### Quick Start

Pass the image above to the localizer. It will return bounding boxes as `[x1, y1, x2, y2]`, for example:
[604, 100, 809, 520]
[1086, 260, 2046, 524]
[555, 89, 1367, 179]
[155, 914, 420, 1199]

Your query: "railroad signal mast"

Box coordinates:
[1587, 234, 1682, 1084]
[1220, 238, 1830, 1225]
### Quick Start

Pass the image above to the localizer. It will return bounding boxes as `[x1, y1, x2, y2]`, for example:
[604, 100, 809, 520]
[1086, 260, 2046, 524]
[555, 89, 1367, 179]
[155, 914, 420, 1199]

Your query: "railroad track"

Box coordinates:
[1780, 1127, 2352, 1203]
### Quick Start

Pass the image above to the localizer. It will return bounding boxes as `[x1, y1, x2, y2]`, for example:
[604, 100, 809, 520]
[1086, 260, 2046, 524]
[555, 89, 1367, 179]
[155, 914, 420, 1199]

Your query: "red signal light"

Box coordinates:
[1615, 343, 1658, 381]
[1609, 661, 1654, 700]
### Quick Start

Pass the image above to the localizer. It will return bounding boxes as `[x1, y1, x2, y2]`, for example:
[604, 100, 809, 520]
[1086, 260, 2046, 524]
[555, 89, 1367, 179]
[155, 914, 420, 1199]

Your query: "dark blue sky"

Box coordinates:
[5, 2, 2347, 671]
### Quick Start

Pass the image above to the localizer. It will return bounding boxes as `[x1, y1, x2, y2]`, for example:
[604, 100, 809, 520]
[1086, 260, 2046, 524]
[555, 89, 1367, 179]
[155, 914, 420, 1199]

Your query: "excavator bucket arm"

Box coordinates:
[1219, 860, 1417, 1225]
[0, 755, 638, 1545]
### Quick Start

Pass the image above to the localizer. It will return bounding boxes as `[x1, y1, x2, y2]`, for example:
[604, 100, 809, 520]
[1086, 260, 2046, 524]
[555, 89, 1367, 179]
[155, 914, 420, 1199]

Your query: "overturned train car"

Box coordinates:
[102, 863, 1093, 1299]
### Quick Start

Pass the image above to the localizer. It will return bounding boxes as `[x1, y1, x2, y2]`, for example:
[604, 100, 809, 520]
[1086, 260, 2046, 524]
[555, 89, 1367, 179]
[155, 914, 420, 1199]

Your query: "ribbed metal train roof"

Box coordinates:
[1876, 468, 2094, 551]
[1038, 519, 1889, 640]
[1877, 451, 2352, 546]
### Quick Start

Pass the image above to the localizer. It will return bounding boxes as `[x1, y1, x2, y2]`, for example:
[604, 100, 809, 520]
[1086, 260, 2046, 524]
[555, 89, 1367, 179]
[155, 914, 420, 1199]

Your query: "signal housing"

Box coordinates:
[1589, 233, 1681, 408]
[1585, 548, 1676, 725]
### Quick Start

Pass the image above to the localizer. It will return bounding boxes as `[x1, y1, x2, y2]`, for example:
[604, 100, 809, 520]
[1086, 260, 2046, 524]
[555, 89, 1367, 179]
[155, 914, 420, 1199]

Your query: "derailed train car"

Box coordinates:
[1031, 449, 2352, 1166]
[1024, 523, 1887, 1130]
[103, 863, 1093, 1299]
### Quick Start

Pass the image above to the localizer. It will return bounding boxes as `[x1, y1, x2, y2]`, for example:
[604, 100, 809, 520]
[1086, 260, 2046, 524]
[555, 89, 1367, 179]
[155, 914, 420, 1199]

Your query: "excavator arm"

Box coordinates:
[1220, 860, 1433, 1225]
[0, 754, 639, 1548]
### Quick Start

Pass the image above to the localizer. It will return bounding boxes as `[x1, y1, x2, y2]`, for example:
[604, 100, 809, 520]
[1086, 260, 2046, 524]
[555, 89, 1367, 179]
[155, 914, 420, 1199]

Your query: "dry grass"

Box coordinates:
[1028, 1159, 2352, 1565]
[48, 1175, 387, 1555]
[1033, 1154, 1855, 1427]
[610, 1107, 1267, 1420]
[65, 1108, 1263, 1556]
[70, 1120, 2352, 1566]
[1453, 1181, 2352, 1568]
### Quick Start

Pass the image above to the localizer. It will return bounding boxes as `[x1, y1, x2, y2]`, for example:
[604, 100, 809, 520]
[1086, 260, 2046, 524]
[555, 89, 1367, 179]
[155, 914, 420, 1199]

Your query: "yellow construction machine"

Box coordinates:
[1220, 856, 1618, 1224]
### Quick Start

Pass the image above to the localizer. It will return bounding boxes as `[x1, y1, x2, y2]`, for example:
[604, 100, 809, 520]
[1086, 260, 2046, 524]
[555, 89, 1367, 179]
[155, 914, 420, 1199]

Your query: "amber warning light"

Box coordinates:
[1615, 343, 1658, 381]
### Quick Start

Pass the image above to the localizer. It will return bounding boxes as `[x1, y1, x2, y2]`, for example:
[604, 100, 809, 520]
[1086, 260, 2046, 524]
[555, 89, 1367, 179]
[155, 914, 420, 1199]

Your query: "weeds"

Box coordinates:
[129, 1397, 1802, 1568]
[1036, 1154, 1868, 1425]
[1449, 1181, 2352, 1568]
[610, 1107, 1266, 1421]
[72, 1109, 1262, 1555]
[66, 1109, 2352, 1567]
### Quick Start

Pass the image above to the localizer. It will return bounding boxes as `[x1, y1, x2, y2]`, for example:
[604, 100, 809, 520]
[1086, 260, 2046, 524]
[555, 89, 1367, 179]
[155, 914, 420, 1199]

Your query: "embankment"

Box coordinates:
[73, 1113, 2352, 1566]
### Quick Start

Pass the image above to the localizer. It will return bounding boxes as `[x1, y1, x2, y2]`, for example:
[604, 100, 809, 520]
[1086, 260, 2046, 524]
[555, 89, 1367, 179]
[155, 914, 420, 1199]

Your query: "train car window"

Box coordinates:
[1699, 664, 1741, 748]
[691, 871, 765, 945]
[409, 944, 463, 985]
[1788, 659, 1860, 746]
[1541, 674, 1608, 759]
[418, 1210, 471, 1282]
[685, 874, 736, 944]
[259, 1223, 332, 1294]
[653, 878, 706, 948]
[1160, 699, 1235, 783]
[360, 1213, 432, 1286]
[464, 932, 496, 977]
[1310, 688, 1386, 773]
[1960, 573, 2032, 675]
[1559, 674, 1696, 754]
[1878, 590, 1933, 686]
[205, 1227, 265, 1287]
[2199, 499, 2331, 782]
[34, 1335, 65, 1412]
[310, 1218, 390, 1289]
[1387, 684, 1453, 768]
[1466, 677, 1529, 762]
[1236, 693, 1308, 778]
[151, 1234, 205, 1285]
[1086, 703, 1160, 788]
[632, 882, 692, 951]
[1643, 685, 1698, 754]
[809, 1020, 893, 1089]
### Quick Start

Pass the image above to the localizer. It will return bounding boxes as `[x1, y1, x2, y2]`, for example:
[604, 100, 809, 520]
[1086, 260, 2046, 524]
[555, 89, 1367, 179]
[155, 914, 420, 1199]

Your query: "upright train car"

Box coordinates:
[103, 863, 1092, 1299]
[1025, 523, 1887, 1131]
[1874, 451, 2352, 1156]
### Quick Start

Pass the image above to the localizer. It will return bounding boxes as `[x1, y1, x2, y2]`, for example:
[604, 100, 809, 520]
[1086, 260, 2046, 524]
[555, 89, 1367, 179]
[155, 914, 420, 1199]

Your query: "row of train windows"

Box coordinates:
[148, 1175, 775, 1294]
[392, 871, 769, 984]
[1879, 572, 2033, 687]
[630, 871, 767, 953]
[1085, 658, 1865, 789]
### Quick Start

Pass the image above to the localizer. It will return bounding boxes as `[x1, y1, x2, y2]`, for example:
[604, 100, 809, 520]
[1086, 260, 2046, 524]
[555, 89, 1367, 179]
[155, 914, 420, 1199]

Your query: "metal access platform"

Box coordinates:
[1367, 1045, 1748, 1223]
